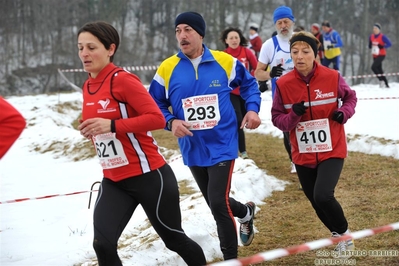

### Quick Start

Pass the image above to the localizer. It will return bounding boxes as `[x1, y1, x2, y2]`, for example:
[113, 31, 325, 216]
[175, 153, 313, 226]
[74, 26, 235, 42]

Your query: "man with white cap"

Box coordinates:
[149, 11, 262, 261]
[310, 22, 324, 62]
[248, 22, 262, 58]
[255, 5, 297, 174]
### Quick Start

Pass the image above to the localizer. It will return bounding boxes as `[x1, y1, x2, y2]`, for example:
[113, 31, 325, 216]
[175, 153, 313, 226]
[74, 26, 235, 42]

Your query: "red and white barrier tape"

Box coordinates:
[60, 65, 159, 73]
[344, 72, 399, 80]
[168, 155, 183, 163]
[0, 155, 182, 205]
[357, 97, 399, 100]
[59, 67, 399, 80]
[208, 222, 399, 266]
[262, 96, 399, 102]
[0, 190, 98, 204]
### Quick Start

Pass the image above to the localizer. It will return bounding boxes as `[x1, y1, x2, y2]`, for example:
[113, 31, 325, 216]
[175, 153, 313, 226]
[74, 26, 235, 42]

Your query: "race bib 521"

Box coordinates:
[93, 132, 129, 169]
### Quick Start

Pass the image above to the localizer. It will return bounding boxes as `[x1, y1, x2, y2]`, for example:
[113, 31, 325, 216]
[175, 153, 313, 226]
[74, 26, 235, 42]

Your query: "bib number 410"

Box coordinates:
[299, 130, 327, 144]
[295, 118, 333, 153]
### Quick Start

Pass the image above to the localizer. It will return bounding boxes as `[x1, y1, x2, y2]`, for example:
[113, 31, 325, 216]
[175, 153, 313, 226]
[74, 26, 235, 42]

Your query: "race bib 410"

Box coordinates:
[295, 118, 332, 153]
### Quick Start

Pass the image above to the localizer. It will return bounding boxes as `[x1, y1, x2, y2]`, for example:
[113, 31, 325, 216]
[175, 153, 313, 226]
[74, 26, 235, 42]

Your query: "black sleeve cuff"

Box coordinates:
[167, 118, 176, 131]
[111, 120, 116, 133]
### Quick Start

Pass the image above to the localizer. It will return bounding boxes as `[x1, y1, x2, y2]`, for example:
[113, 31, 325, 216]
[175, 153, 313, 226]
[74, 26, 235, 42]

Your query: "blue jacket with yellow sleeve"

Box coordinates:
[149, 44, 261, 167]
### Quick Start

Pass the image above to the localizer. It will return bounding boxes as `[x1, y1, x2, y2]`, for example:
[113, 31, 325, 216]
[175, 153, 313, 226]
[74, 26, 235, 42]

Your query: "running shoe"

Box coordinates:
[239, 202, 255, 246]
[332, 231, 355, 258]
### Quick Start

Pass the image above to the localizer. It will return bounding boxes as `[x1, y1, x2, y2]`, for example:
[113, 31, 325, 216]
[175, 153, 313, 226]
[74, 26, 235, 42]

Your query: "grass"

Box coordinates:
[46, 96, 397, 265]
[38, 99, 399, 265]
[151, 129, 399, 266]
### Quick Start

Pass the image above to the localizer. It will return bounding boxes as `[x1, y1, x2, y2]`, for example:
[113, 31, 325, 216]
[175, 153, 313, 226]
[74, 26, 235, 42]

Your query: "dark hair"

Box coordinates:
[321, 20, 331, 28]
[77, 21, 120, 62]
[294, 26, 305, 32]
[220, 27, 248, 48]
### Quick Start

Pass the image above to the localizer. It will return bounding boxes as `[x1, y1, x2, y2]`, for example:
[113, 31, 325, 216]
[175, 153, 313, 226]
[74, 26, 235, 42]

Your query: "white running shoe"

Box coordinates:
[239, 202, 255, 246]
[332, 232, 355, 258]
[290, 162, 297, 174]
[240, 151, 249, 159]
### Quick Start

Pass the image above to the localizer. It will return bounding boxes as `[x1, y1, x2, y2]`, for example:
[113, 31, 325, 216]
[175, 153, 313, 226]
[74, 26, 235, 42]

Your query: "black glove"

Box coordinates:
[327, 45, 334, 49]
[258, 80, 268, 92]
[292, 101, 308, 116]
[332, 111, 344, 124]
[270, 64, 284, 78]
[378, 44, 384, 49]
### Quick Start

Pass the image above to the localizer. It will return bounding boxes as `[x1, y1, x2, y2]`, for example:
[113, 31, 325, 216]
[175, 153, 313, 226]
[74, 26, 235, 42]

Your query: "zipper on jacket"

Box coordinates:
[306, 82, 319, 165]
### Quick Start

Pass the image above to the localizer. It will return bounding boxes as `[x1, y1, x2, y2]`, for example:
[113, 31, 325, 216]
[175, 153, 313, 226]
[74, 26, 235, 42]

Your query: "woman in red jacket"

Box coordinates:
[0, 97, 26, 159]
[76, 21, 206, 266]
[221, 27, 258, 159]
[369, 23, 392, 88]
[271, 31, 357, 257]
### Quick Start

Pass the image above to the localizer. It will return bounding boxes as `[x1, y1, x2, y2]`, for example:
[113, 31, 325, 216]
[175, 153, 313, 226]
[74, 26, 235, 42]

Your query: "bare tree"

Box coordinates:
[1, 0, 398, 95]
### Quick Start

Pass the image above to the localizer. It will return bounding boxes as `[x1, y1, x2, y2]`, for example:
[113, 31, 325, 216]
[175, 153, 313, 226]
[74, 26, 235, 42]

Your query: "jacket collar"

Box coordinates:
[177, 44, 215, 63]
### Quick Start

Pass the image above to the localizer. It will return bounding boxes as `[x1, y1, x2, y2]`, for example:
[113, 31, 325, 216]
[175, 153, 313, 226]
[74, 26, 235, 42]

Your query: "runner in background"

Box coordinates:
[369, 22, 392, 88]
[255, 5, 297, 174]
[248, 23, 262, 58]
[310, 23, 324, 63]
[321, 20, 343, 71]
[221, 27, 258, 159]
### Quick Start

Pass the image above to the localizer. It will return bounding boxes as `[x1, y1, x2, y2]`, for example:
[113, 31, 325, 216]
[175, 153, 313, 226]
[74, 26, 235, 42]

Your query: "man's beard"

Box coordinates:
[277, 26, 294, 40]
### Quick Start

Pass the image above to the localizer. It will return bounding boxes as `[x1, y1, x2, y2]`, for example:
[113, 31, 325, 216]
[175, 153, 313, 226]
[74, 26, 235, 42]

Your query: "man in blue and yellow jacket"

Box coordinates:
[321, 20, 343, 71]
[149, 11, 261, 261]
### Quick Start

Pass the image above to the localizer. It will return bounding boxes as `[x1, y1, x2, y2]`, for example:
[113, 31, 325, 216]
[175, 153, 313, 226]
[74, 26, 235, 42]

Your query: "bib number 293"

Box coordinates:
[182, 94, 220, 130]
[186, 106, 216, 121]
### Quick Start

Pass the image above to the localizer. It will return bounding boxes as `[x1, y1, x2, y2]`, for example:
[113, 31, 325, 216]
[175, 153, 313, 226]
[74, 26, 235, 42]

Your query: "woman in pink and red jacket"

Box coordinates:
[272, 31, 357, 256]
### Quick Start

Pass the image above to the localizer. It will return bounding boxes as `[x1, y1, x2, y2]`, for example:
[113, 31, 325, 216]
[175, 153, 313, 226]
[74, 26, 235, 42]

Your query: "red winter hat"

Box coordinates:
[311, 23, 320, 31]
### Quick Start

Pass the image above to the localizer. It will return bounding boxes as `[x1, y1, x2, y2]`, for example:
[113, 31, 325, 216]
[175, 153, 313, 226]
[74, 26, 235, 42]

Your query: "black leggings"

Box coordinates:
[283, 131, 292, 161]
[93, 164, 206, 266]
[322, 56, 340, 70]
[371, 55, 388, 85]
[189, 160, 248, 260]
[295, 158, 348, 234]
[230, 93, 247, 153]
